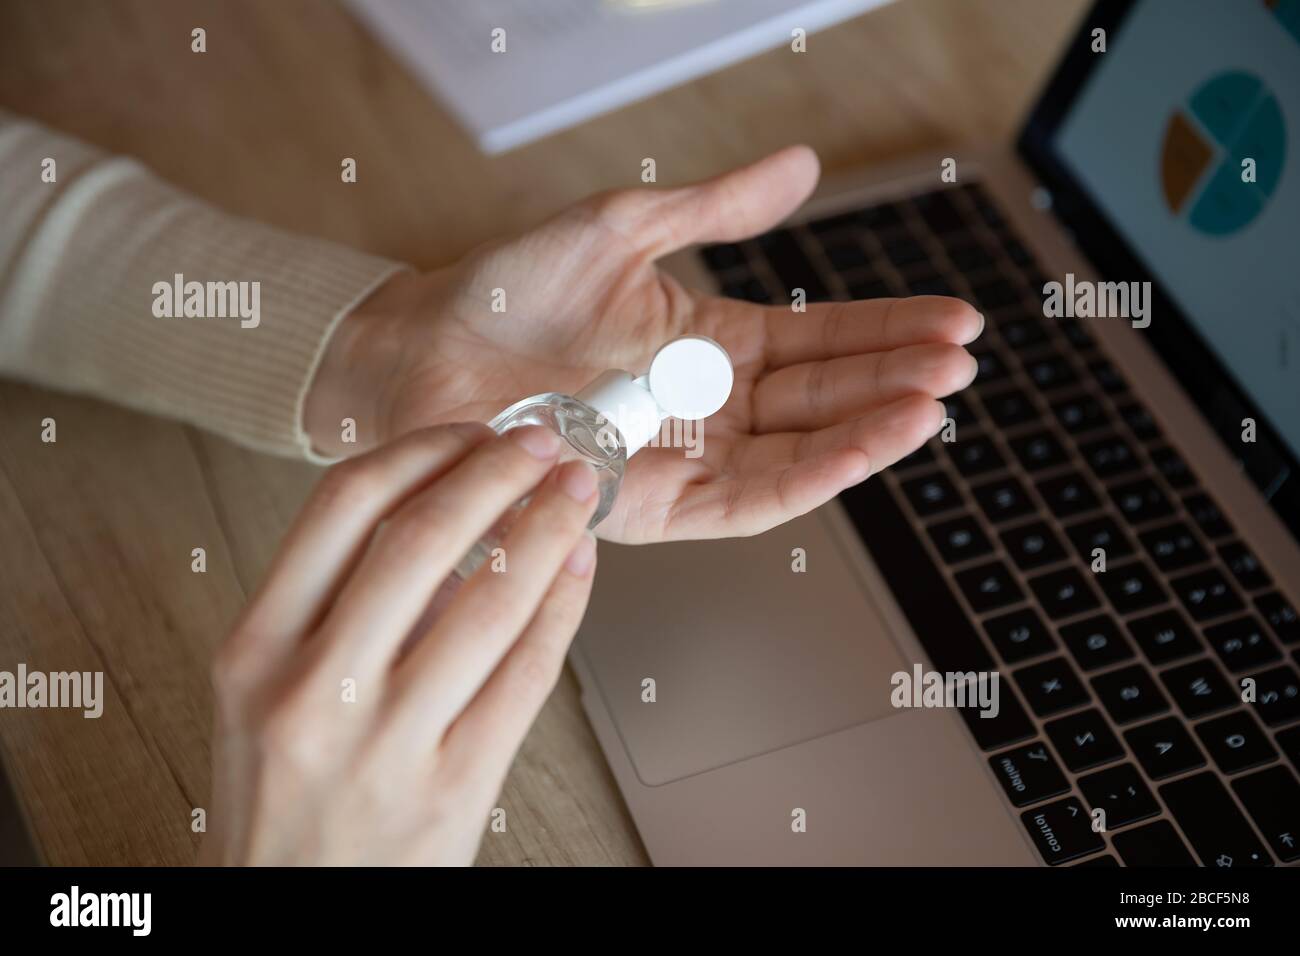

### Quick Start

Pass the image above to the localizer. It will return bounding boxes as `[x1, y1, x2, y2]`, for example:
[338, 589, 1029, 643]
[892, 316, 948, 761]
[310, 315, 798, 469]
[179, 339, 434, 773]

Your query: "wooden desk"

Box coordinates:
[0, 0, 1087, 865]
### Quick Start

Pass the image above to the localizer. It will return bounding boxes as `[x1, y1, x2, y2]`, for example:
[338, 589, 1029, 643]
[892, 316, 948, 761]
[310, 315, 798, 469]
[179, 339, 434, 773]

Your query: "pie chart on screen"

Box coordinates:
[1159, 70, 1286, 235]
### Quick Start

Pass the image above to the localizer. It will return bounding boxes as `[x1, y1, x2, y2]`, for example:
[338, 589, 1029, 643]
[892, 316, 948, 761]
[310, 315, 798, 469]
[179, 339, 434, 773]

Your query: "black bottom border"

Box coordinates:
[1, 864, 1286, 940]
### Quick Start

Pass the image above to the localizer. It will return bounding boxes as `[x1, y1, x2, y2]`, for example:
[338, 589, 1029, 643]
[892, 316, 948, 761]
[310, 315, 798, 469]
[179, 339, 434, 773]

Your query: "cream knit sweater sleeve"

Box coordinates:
[0, 110, 404, 460]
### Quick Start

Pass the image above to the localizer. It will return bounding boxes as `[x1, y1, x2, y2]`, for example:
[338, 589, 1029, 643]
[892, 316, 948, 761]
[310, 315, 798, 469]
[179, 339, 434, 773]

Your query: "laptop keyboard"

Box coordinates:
[697, 182, 1300, 867]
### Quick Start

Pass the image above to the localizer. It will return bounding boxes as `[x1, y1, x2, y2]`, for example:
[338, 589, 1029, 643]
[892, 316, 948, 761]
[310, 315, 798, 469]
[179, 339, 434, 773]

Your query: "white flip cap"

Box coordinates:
[575, 335, 734, 456]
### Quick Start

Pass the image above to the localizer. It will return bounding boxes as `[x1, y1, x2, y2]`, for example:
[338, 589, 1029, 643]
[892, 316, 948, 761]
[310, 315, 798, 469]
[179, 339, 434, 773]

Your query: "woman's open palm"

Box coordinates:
[317, 146, 982, 544]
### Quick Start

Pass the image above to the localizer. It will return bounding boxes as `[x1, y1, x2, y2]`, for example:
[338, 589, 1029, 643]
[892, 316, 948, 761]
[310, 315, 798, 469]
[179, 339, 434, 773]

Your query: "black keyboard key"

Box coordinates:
[1109, 477, 1174, 525]
[1149, 445, 1195, 489]
[955, 560, 1024, 613]
[943, 394, 977, 429]
[1097, 559, 1167, 615]
[1015, 657, 1090, 716]
[806, 211, 861, 237]
[1036, 472, 1100, 520]
[1183, 493, 1233, 539]
[945, 240, 995, 275]
[959, 683, 1037, 751]
[1024, 354, 1078, 393]
[1206, 615, 1280, 672]
[720, 276, 771, 303]
[858, 202, 903, 231]
[883, 236, 929, 269]
[966, 187, 1005, 230]
[1002, 236, 1034, 266]
[847, 276, 892, 299]
[927, 514, 993, 564]
[1059, 318, 1096, 351]
[1092, 665, 1168, 725]
[1061, 615, 1133, 670]
[989, 742, 1070, 807]
[1246, 665, 1300, 727]
[1195, 710, 1276, 774]
[1031, 568, 1103, 620]
[982, 387, 1040, 428]
[699, 242, 745, 272]
[1160, 772, 1272, 866]
[819, 238, 869, 272]
[1172, 567, 1244, 621]
[1256, 592, 1300, 644]
[945, 433, 1005, 477]
[907, 275, 955, 297]
[894, 441, 936, 471]
[1138, 521, 1207, 572]
[1009, 431, 1070, 472]
[1125, 716, 1206, 780]
[1051, 394, 1109, 435]
[1117, 401, 1161, 442]
[984, 608, 1056, 664]
[1065, 515, 1134, 561]
[999, 520, 1067, 571]
[1218, 541, 1271, 591]
[1279, 726, 1300, 771]
[1073, 854, 1119, 866]
[995, 316, 1047, 351]
[1034, 470, 1097, 522]
[1079, 763, 1160, 829]
[900, 471, 962, 517]
[759, 229, 829, 301]
[913, 190, 966, 234]
[1020, 797, 1106, 865]
[1113, 820, 1196, 866]
[1232, 766, 1300, 862]
[1046, 708, 1124, 772]
[1127, 609, 1202, 665]
[970, 348, 1010, 384]
[1087, 358, 1128, 394]
[1161, 658, 1237, 719]
[1078, 434, 1140, 479]
[972, 475, 1035, 524]
[971, 279, 1021, 311]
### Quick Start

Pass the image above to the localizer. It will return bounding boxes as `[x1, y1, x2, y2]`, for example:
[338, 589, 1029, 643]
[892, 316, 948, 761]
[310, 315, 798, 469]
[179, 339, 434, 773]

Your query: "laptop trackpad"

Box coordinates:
[574, 506, 909, 786]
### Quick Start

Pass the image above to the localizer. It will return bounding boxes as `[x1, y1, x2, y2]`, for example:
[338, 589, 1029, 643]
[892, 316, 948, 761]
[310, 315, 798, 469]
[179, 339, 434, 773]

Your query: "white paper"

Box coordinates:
[344, 0, 893, 153]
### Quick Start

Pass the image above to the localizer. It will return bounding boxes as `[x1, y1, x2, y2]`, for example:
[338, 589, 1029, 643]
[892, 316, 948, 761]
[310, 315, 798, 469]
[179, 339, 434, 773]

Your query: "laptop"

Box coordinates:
[571, 0, 1300, 866]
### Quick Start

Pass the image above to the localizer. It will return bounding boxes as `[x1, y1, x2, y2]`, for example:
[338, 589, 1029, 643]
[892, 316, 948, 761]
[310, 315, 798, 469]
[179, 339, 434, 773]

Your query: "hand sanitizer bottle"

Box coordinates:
[452, 335, 734, 580]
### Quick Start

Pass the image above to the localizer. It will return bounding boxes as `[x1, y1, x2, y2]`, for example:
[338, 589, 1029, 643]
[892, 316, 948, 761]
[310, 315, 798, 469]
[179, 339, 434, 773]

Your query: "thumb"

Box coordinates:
[624, 145, 822, 258]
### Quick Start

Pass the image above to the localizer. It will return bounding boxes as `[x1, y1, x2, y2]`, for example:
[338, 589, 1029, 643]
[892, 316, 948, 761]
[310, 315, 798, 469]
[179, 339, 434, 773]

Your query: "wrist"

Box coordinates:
[303, 270, 422, 458]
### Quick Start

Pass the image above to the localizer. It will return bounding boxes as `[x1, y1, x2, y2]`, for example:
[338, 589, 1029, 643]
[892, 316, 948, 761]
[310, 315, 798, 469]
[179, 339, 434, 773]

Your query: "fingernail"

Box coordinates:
[509, 425, 561, 460]
[975, 312, 986, 339]
[557, 460, 598, 502]
[565, 533, 597, 576]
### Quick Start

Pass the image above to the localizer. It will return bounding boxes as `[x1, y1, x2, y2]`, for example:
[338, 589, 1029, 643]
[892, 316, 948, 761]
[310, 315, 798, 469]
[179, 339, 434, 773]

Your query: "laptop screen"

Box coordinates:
[1019, 0, 1300, 538]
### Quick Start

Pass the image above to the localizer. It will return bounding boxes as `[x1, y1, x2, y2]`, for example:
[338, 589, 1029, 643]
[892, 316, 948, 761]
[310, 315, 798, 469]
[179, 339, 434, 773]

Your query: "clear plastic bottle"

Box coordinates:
[450, 335, 734, 582]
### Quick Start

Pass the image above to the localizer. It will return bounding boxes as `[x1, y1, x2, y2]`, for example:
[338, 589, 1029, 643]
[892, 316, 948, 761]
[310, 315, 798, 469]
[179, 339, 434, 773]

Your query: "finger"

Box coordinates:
[666, 394, 944, 538]
[437, 534, 597, 789]
[305, 425, 570, 681]
[757, 295, 984, 369]
[751, 342, 977, 432]
[231, 423, 493, 669]
[593, 146, 820, 259]
[387, 460, 599, 735]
